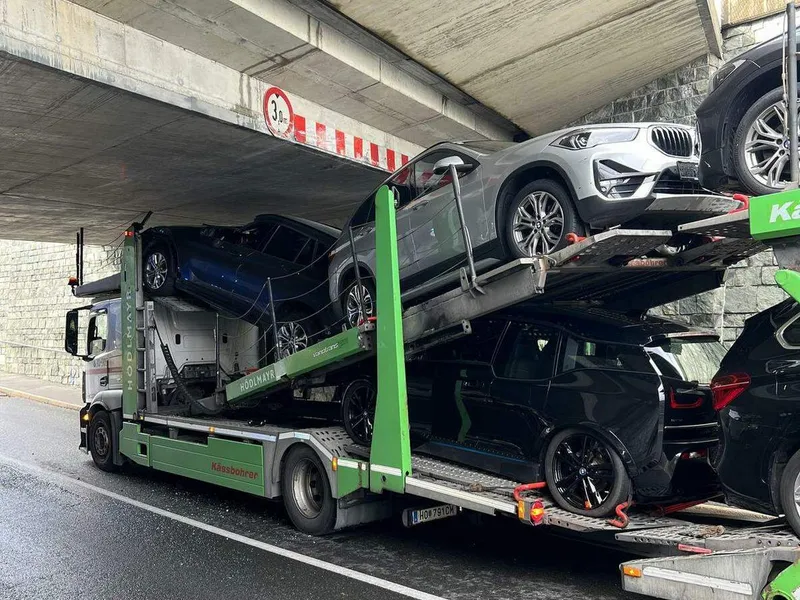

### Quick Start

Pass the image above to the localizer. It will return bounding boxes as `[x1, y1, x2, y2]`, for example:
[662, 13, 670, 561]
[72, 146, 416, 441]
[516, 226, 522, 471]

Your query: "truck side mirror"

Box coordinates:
[65, 307, 92, 360]
[65, 309, 80, 356]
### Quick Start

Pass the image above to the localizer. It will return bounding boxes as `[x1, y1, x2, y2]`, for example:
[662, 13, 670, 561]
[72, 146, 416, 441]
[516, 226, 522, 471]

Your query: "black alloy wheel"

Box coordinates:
[544, 429, 630, 517]
[341, 379, 377, 446]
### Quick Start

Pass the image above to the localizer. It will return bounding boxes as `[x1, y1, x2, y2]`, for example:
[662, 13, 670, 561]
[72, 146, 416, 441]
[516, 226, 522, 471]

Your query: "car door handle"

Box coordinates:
[461, 379, 484, 390]
[412, 201, 430, 211]
[99, 375, 108, 387]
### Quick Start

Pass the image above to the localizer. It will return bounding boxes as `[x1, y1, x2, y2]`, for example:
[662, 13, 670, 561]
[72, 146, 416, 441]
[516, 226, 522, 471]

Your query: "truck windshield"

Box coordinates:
[646, 338, 726, 385]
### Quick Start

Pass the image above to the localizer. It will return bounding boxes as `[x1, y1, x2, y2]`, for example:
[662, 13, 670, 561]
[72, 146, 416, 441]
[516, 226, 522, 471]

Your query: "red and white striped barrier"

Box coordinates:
[264, 86, 411, 173]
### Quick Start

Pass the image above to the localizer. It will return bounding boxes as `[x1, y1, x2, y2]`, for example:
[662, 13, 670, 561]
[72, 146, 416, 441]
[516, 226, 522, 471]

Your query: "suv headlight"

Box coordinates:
[551, 128, 638, 150]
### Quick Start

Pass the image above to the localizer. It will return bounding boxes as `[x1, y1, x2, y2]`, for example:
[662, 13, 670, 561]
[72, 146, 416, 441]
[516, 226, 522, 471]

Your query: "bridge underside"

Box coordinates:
[0, 53, 385, 245]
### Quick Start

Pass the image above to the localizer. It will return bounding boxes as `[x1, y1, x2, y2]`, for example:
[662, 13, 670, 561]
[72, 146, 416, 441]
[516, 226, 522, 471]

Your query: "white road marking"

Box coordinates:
[0, 454, 446, 600]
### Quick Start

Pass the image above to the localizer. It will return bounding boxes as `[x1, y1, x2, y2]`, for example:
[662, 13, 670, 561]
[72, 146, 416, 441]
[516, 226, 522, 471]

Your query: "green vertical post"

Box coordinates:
[121, 230, 138, 415]
[369, 185, 412, 493]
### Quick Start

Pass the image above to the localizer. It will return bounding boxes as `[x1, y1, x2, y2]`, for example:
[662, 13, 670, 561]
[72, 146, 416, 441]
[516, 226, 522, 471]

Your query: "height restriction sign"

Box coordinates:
[263, 87, 294, 138]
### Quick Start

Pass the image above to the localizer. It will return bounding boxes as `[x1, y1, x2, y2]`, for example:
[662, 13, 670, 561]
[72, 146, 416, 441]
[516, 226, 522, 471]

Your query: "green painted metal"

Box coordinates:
[121, 231, 139, 416]
[120, 421, 265, 495]
[120, 421, 150, 466]
[762, 560, 800, 599]
[369, 185, 412, 494]
[750, 188, 800, 240]
[225, 326, 368, 404]
[335, 460, 369, 497]
[776, 268, 800, 303]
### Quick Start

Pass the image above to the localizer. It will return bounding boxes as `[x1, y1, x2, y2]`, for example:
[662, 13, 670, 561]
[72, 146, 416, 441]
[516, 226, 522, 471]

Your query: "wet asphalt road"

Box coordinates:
[0, 396, 641, 600]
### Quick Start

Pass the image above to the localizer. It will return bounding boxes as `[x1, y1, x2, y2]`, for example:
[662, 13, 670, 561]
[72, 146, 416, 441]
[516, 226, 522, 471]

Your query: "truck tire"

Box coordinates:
[281, 445, 337, 535]
[544, 428, 630, 518]
[89, 410, 120, 473]
[779, 449, 800, 537]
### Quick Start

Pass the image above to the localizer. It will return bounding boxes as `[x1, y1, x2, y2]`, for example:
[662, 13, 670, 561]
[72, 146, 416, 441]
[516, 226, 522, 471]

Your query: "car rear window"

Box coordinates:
[646, 338, 726, 384]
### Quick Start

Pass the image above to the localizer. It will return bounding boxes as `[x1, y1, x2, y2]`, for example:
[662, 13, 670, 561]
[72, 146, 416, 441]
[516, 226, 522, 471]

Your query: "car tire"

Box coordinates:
[274, 307, 317, 360]
[733, 86, 792, 196]
[89, 410, 120, 473]
[503, 179, 584, 259]
[341, 378, 376, 446]
[281, 445, 337, 535]
[544, 428, 631, 518]
[342, 278, 375, 329]
[142, 242, 176, 296]
[779, 448, 800, 537]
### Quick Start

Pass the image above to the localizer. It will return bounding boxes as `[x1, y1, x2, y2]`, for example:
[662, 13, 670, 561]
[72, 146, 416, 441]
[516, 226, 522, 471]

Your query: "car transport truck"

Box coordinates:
[66, 178, 800, 599]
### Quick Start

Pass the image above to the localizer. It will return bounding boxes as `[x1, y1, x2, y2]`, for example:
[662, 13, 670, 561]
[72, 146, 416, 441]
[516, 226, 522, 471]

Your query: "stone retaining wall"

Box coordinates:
[0, 240, 120, 386]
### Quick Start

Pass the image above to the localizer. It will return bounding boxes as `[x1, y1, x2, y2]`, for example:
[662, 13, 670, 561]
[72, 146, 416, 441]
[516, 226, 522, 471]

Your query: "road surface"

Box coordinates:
[0, 395, 639, 600]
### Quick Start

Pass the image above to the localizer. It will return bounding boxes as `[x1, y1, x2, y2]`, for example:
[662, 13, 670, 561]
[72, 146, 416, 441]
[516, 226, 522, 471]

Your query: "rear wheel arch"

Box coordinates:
[338, 262, 375, 297]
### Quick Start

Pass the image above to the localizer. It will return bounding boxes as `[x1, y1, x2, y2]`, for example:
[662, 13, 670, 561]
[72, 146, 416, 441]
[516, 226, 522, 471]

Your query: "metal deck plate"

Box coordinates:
[677, 236, 765, 266]
[153, 297, 206, 312]
[616, 522, 800, 551]
[678, 210, 751, 238]
[550, 229, 672, 267]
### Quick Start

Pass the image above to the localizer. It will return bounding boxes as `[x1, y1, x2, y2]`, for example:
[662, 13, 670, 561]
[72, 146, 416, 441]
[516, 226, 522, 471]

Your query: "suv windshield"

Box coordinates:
[646, 338, 726, 385]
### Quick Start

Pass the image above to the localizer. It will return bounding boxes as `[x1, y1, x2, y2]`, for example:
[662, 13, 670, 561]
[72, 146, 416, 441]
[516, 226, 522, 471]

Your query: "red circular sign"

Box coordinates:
[263, 87, 294, 138]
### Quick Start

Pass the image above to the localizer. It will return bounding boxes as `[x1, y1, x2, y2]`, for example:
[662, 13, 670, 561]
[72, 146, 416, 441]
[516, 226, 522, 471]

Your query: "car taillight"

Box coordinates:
[710, 373, 750, 411]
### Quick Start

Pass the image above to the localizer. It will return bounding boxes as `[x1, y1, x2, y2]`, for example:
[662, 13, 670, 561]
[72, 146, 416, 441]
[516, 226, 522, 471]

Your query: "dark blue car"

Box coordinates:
[141, 215, 340, 358]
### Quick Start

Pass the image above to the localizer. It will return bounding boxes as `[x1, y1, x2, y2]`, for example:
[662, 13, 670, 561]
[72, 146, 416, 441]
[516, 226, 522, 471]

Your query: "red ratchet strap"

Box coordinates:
[565, 232, 586, 245]
[513, 482, 547, 502]
[730, 193, 749, 213]
[609, 500, 633, 528]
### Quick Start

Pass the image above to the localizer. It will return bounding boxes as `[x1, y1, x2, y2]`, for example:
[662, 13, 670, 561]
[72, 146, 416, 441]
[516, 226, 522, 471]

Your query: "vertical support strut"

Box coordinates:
[267, 277, 280, 359]
[450, 163, 478, 288]
[120, 229, 143, 416]
[788, 1, 799, 187]
[369, 185, 412, 494]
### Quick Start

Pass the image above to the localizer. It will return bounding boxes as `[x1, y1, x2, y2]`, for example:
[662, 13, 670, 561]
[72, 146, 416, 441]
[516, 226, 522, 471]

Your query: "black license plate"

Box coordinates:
[676, 161, 699, 181]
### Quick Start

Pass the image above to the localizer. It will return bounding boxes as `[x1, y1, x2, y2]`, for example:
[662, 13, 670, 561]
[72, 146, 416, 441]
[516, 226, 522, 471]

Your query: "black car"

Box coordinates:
[141, 215, 340, 357]
[697, 31, 796, 195]
[713, 299, 800, 533]
[341, 307, 724, 517]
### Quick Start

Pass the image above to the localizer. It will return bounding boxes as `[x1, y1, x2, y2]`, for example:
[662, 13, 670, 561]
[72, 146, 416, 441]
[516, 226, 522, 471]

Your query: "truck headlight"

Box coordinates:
[552, 128, 638, 150]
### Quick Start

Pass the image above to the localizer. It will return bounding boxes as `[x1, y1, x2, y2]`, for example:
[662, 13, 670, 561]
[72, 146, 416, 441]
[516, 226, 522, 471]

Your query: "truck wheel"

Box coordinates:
[544, 428, 630, 518]
[779, 449, 800, 537]
[281, 445, 336, 535]
[89, 411, 119, 473]
[341, 379, 376, 446]
[143, 243, 176, 296]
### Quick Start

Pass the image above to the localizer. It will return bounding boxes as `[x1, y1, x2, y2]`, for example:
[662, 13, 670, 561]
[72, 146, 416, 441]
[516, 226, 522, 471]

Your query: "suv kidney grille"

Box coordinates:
[651, 126, 693, 157]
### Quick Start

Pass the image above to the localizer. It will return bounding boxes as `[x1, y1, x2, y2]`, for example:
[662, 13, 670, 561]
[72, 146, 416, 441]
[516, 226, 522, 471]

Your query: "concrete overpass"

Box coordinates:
[0, 0, 722, 245]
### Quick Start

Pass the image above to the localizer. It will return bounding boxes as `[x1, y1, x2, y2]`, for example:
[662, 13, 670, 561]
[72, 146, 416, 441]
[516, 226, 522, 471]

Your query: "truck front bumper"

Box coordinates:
[79, 404, 89, 454]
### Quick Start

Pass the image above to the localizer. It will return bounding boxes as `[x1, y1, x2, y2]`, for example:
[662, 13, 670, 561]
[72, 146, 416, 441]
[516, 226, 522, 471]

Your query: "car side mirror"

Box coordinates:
[432, 156, 475, 176]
